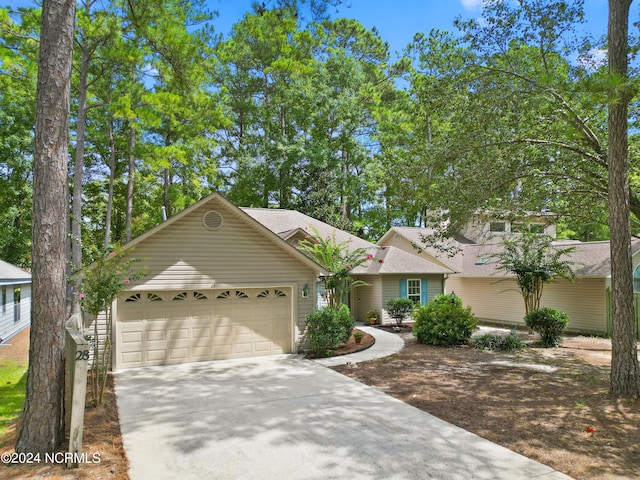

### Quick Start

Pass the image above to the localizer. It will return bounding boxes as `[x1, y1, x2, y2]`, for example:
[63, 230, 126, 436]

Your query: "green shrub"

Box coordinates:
[412, 294, 477, 346]
[524, 307, 570, 347]
[386, 298, 415, 326]
[473, 333, 526, 351]
[305, 305, 355, 356]
[337, 304, 356, 344]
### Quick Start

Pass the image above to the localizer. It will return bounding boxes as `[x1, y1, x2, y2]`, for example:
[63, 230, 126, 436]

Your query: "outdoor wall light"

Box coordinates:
[302, 284, 309, 298]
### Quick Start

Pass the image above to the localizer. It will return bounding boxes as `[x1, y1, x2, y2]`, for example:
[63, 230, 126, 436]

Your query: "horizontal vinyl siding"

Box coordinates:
[0, 283, 30, 343]
[381, 275, 444, 324]
[121, 201, 318, 354]
[351, 276, 382, 322]
[446, 276, 607, 335]
[540, 278, 607, 335]
[447, 276, 525, 326]
[129, 203, 315, 289]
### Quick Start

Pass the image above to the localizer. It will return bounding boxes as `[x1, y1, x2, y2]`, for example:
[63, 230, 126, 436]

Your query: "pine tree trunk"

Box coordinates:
[125, 123, 136, 243]
[105, 113, 116, 249]
[70, 32, 89, 313]
[608, 0, 640, 398]
[16, 0, 76, 454]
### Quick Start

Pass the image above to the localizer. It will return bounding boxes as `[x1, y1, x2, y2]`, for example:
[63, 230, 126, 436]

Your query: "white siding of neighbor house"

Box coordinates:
[0, 283, 30, 343]
[118, 200, 319, 351]
[351, 276, 382, 322]
[380, 275, 444, 324]
[445, 276, 607, 335]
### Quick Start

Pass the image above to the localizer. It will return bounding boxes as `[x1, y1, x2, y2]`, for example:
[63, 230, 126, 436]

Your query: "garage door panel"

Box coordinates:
[234, 342, 253, 354]
[192, 346, 211, 358]
[213, 345, 232, 356]
[146, 349, 166, 362]
[118, 287, 292, 368]
[122, 351, 143, 364]
[146, 329, 166, 342]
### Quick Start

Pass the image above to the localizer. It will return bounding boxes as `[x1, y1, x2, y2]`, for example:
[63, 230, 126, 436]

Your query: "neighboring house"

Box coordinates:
[379, 219, 640, 336]
[108, 193, 328, 370]
[0, 259, 31, 344]
[243, 208, 454, 324]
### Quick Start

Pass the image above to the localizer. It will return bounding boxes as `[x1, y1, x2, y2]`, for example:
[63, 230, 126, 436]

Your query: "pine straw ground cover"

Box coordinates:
[333, 331, 640, 480]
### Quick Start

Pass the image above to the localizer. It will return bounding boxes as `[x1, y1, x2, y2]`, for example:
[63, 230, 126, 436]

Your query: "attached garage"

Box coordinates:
[116, 287, 293, 368]
[108, 193, 326, 370]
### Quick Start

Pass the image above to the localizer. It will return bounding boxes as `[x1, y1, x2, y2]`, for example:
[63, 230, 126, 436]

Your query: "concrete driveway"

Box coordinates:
[115, 355, 572, 480]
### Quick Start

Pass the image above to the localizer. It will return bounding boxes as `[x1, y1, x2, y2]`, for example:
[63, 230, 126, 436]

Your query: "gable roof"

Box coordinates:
[351, 246, 455, 275]
[243, 209, 455, 275]
[123, 193, 328, 276]
[378, 227, 462, 271]
[0, 259, 31, 285]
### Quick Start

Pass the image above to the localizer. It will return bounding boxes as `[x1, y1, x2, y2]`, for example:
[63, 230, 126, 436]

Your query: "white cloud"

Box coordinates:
[460, 0, 484, 11]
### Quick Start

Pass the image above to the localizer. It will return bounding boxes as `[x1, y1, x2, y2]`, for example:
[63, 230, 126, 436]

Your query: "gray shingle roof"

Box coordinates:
[0, 259, 31, 284]
[382, 227, 640, 279]
[242, 209, 454, 275]
[452, 239, 636, 278]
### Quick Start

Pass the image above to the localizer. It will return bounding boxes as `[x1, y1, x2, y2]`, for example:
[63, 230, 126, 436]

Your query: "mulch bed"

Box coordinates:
[304, 329, 375, 359]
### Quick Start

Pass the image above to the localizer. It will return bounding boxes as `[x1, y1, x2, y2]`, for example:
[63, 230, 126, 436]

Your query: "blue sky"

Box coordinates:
[208, 0, 617, 56]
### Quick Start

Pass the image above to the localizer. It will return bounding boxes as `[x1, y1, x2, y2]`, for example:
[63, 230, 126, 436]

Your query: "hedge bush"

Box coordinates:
[473, 333, 526, 352]
[305, 305, 355, 356]
[524, 307, 569, 347]
[412, 294, 477, 346]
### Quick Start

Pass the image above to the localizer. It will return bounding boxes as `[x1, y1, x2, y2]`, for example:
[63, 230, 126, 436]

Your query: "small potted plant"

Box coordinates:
[366, 309, 379, 325]
[353, 331, 365, 344]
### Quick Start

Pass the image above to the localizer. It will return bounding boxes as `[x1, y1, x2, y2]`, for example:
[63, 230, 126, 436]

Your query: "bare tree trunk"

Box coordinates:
[70, 23, 90, 313]
[16, 0, 75, 454]
[125, 123, 135, 242]
[105, 113, 116, 249]
[608, 0, 640, 398]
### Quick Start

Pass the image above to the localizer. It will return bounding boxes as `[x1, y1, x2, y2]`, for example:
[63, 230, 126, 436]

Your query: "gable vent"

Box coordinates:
[202, 210, 223, 231]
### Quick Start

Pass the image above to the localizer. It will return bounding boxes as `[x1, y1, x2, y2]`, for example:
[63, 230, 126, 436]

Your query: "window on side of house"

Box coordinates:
[407, 279, 422, 305]
[1, 286, 6, 314]
[13, 287, 20, 323]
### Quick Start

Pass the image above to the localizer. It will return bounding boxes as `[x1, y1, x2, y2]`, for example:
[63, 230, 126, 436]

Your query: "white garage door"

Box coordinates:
[116, 287, 292, 368]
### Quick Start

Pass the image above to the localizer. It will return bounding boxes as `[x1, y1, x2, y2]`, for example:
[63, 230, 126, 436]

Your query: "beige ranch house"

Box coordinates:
[103, 193, 453, 369]
[379, 214, 640, 337]
[109, 193, 328, 370]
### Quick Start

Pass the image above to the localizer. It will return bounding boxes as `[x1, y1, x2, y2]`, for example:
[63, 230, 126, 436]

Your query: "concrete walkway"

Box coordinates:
[312, 324, 405, 367]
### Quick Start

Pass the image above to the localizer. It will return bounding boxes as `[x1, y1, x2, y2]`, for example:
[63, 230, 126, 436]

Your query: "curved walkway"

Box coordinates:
[312, 324, 405, 367]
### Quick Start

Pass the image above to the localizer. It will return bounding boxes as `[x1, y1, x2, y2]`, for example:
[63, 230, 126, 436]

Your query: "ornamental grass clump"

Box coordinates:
[473, 333, 526, 351]
[412, 294, 477, 346]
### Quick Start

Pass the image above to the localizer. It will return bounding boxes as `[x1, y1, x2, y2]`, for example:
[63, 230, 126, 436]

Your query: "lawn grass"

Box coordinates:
[0, 360, 27, 442]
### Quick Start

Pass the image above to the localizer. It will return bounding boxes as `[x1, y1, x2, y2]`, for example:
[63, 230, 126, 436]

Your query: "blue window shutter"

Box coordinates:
[317, 284, 323, 309]
[421, 279, 428, 305]
[399, 279, 407, 298]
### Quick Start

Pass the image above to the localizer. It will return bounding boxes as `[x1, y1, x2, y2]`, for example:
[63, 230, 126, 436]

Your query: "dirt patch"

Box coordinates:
[333, 332, 640, 480]
[0, 328, 30, 365]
